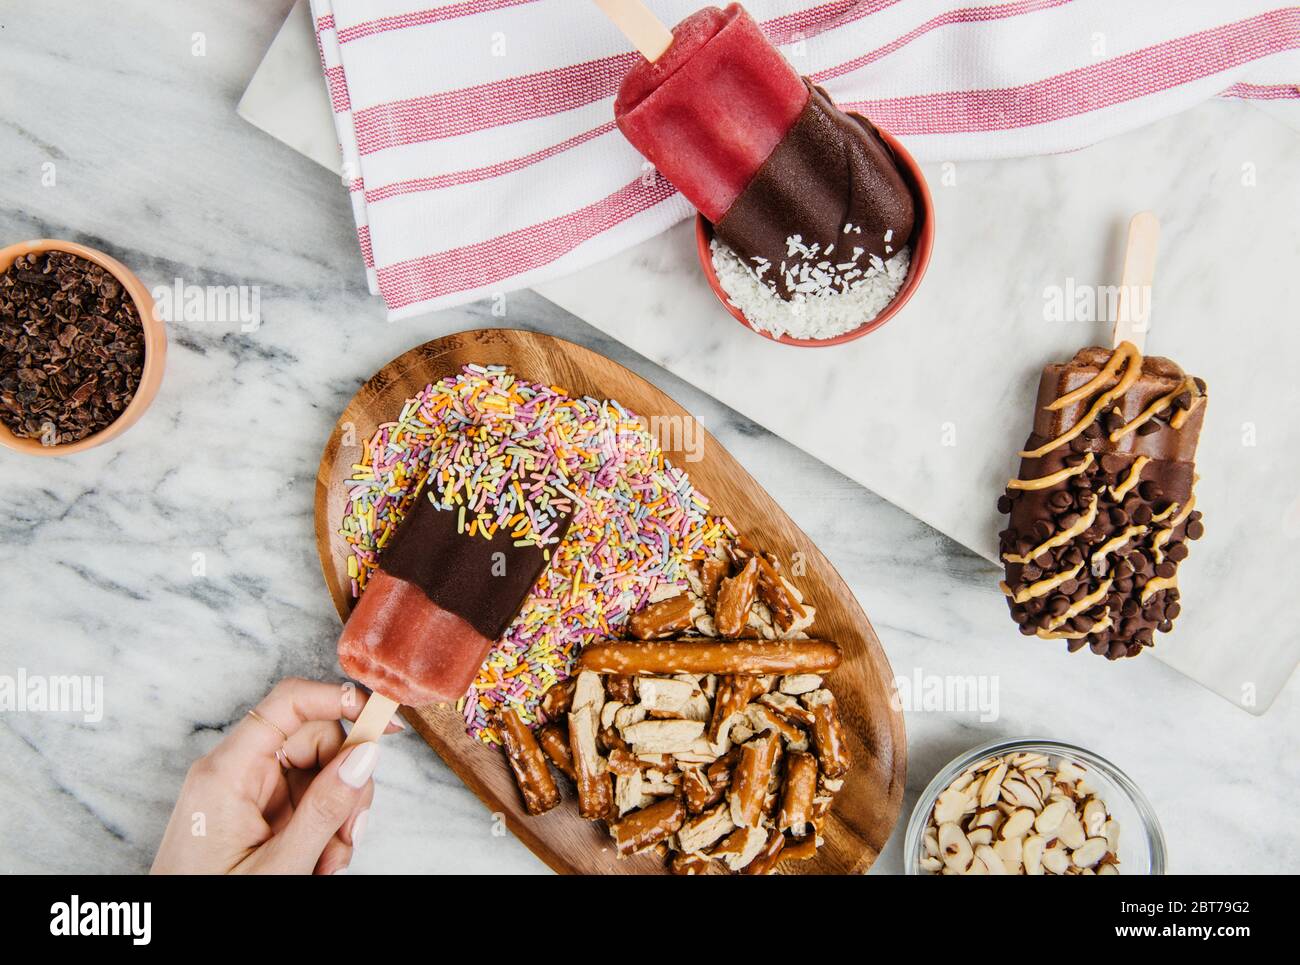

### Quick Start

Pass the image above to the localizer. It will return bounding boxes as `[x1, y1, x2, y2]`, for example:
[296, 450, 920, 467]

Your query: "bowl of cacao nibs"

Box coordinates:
[0, 240, 164, 456]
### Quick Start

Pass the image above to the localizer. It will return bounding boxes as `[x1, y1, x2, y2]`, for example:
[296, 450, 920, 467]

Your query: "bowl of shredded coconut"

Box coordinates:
[696, 129, 933, 347]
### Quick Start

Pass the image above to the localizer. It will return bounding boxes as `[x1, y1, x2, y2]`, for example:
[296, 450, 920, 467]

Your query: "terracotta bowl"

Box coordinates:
[0, 239, 165, 456]
[696, 127, 934, 348]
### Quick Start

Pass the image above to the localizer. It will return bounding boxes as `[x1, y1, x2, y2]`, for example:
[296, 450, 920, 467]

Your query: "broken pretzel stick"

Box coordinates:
[497, 708, 561, 816]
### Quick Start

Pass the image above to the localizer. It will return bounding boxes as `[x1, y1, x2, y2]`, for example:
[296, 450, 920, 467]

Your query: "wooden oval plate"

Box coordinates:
[314, 328, 906, 874]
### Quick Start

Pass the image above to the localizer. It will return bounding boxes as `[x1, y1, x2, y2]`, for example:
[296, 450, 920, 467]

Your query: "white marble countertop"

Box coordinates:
[1, 1, 1296, 875]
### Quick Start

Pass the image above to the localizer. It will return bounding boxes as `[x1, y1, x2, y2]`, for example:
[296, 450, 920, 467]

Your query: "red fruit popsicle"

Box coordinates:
[608, 2, 915, 300]
[337, 483, 571, 716]
[614, 4, 809, 223]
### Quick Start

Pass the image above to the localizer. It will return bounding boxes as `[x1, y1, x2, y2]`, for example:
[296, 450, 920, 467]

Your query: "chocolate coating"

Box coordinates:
[379, 491, 571, 642]
[713, 79, 916, 300]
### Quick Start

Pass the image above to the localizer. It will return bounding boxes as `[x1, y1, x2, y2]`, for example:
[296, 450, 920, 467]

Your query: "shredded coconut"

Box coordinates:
[711, 236, 910, 341]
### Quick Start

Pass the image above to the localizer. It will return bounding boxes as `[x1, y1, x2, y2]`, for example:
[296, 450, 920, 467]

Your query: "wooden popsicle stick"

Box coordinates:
[593, 0, 674, 62]
[1112, 211, 1160, 352]
[342, 691, 400, 749]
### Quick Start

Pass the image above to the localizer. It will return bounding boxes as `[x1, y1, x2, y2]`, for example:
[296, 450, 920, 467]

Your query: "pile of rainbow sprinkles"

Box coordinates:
[338, 364, 733, 742]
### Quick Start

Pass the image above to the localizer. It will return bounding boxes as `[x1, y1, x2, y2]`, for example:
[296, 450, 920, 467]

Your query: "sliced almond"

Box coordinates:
[1082, 796, 1107, 837]
[978, 761, 1009, 807]
[1034, 799, 1069, 835]
[938, 822, 974, 873]
[993, 836, 1023, 872]
[1071, 836, 1109, 869]
[1022, 834, 1045, 875]
[1057, 810, 1087, 850]
[966, 827, 993, 847]
[998, 807, 1036, 840]
[975, 844, 1009, 875]
[1041, 842, 1071, 875]
[1103, 818, 1121, 854]
[934, 787, 973, 824]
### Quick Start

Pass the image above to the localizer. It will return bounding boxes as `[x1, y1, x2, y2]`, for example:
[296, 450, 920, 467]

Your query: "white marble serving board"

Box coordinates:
[240, 8, 1299, 712]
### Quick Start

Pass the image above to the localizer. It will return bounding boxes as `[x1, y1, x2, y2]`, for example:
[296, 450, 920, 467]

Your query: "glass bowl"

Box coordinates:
[904, 737, 1166, 875]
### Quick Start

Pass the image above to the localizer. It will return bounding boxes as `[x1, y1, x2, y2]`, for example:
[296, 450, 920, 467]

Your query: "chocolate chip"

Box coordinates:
[1136, 420, 1161, 436]
[1107, 641, 1127, 660]
[1164, 602, 1181, 620]
[1021, 562, 1042, 581]
[1109, 507, 1129, 527]
[997, 494, 1013, 514]
[1047, 595, 1070, 616]
[1138, 481, 1162, 502]
[1067, 638, 1087, 652]
[1070, 436, 1091, 453]
[1121, 598, 1140, 617]
[1157, 619, 1173, 633]
[1186, 519, 1205, 540]
[1058, 512, 1080, 530]
[1155, 561, 1176, 579]
[1173, 390, 1192, 410]
[1167, 542, 1189, 562]
[1032, 520, 1053, 541]
[1103, 409, 1125, 433]
[1090, 639, 1109, 655]
[1193, 376, 1207, 392]
[1048, 490, 1073, 512]
[1132, 504, 1153, 525]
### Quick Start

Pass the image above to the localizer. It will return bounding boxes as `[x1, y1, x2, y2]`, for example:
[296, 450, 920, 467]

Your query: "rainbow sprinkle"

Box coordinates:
[338, 364, 732, 742]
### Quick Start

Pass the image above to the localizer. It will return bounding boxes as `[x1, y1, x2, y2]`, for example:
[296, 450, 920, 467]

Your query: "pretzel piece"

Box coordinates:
[497, 708, 561, 816]
[579, 639, 842, 676]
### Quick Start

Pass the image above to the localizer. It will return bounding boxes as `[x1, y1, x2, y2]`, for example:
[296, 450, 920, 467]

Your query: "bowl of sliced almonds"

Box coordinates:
[905, 738, 1165, 875]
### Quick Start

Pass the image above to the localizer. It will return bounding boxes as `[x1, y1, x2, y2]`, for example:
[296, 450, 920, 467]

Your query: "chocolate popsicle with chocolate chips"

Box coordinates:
[997, 342, 1207, 659]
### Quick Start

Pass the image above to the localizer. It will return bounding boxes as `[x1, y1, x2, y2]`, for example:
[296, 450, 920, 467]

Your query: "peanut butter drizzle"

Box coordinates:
[1002, 495, 1099, 564]
[1109, 376, 1199, 443]
[1037, 609, 1112, 640]
[1007, 453, 1094, 491]
[1150, 502, 1178, 524]
[1108, 456, 1150, 500]
[1020, 342, 1144, 459]
[1090, 525, 1148, 571]
[1001, 562, 1083, 605]
[1169, 393, 1203, 429]
[1046, 342, 1136, 411]
[1046, 579, 1113, 631]
[1152, 494, 1196, 564]
[1141, 574, 1178, 604]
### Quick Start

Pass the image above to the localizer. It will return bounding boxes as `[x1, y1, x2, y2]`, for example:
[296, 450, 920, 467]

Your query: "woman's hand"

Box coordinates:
[151, 677, 403, 874]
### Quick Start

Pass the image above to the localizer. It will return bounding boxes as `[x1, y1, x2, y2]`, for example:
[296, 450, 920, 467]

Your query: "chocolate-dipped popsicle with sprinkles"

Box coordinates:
[997, 341, 1206, 659]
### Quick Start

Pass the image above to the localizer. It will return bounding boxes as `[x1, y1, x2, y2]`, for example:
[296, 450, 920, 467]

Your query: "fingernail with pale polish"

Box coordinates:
[339, 741, 380, 788]
[352, 809, 370, 845]
[388, 715, 406, 731]
[332, 867, 348, 875]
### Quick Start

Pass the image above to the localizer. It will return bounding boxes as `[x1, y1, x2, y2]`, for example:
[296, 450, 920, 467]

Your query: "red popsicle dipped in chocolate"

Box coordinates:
[337, 482, 570, 737]
[612, 3, 915, 300]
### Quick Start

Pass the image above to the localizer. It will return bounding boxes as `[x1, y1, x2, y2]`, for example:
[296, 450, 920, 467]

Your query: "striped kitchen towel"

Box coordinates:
[309, 0, 1300, 318]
